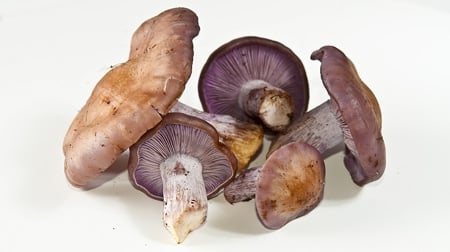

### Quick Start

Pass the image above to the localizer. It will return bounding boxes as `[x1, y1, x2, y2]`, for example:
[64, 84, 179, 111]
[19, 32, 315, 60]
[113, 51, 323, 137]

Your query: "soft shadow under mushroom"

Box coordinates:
[322, 152, 362, 201]
[207, 196, 269, 235]
[89, 172, 170, 243]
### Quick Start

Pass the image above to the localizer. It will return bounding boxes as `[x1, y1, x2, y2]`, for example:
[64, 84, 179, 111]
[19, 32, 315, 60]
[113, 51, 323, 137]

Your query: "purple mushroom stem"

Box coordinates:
[268, 100, 344, 159]
[224, 166, 261, 203]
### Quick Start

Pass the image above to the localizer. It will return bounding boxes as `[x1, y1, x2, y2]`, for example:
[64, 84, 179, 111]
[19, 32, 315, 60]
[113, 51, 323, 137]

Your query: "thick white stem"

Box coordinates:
[238, 80, 294, 132]
[160, 154, 207, 244]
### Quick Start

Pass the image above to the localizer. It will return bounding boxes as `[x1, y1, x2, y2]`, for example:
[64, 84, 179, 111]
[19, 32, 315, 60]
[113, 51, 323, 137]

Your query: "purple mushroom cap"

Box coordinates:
[198, 36, 309, 124]
[128, 113, 237, 200]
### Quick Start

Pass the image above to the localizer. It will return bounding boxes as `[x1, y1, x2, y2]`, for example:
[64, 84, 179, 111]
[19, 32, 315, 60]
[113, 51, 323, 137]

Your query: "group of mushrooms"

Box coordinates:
[62, 7, 386, 243]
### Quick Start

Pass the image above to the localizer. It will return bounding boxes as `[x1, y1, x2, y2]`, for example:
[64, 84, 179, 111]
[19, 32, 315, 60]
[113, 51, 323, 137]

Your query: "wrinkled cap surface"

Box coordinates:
[128, 113, 237, 200]
[311, 45, 385, 186]
[255, 142, 325, 229]
[198, 36, 309, 123]
[63, 8, 200, 187]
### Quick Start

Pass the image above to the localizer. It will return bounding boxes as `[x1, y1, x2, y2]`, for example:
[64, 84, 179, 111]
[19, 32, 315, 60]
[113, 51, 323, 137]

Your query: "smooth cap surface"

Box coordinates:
[255, 142, 325, 229]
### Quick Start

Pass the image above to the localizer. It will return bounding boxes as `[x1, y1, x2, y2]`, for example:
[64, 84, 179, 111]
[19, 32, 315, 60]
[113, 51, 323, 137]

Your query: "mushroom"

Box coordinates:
[170, 101, 263, 172]
[128, 112, 237, 243]
[224, 141, 325, 229]
[198, 36, 309, 132]
[62, 8, 199, 187]
[268, 45, 386, 186]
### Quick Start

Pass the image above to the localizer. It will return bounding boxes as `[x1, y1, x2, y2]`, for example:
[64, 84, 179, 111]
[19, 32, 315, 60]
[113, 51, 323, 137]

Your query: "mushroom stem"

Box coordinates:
[237, 80, 294, 132]
[161, 154, 207, 244]
[223, 166, 261, 203]
[268, 100, 344, 158]
[170, 101, 263, 172]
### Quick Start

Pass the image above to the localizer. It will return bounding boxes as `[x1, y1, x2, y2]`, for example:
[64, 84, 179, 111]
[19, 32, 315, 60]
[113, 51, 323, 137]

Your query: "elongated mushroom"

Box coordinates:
[128, 113, 237, 243]
[269, 45, 385, 186]
[198, 36, 309, 132]
[170, 101, 263, 172]
[62, 8, 199, 187]
[224, 142, 325, 229]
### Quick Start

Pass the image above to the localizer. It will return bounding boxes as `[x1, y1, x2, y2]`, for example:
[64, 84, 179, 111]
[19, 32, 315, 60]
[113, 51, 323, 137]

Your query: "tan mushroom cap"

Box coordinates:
[311, 45, 385, 186]
[255, 142, 325, 230]
[63, 8, 200, 187]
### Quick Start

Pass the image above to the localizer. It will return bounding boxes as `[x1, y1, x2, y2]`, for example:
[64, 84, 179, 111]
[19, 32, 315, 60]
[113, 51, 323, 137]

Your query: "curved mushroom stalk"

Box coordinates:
[198, 36, 309, 133]
[63, 7, 200, 187]
[170, 101, 263, 172]
[128, 113, 237, 243]
[269, 45, 385, 186]
[224, 142, 325, 229]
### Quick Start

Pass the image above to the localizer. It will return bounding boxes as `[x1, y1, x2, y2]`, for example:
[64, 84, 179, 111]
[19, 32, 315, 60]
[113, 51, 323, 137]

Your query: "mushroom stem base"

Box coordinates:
[160, 154, 208, 243]
[238, 80, 294, 132]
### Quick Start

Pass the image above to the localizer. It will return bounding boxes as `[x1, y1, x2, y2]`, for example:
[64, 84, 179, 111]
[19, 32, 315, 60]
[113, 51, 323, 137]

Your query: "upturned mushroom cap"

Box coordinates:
[198, 36, 309, 127]
[128, 113, 237, 200]
[310, 45, 385, 186]
[256, 142, 325, 230]
[63, 8, 199, 187]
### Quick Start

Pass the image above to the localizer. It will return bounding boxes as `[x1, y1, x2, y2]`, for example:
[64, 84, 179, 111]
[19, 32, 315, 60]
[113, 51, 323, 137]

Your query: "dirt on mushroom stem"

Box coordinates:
[238, 80, 295, 132]
[160, 154, 208, 244]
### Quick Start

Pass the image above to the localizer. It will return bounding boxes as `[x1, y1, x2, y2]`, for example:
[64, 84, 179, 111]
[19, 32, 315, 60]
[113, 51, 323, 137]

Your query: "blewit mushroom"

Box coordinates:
[128, 113, 237, 243]
[170, 101, 263, 172]
[198, 36, 309, 132]
[63, 8, 199, 187]
[224, 142, 325, 229]
[269, 45, 386, 186]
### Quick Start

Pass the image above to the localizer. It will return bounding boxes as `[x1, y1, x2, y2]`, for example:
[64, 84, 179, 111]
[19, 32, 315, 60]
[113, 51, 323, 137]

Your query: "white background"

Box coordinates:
[1, 0, 449, 251]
